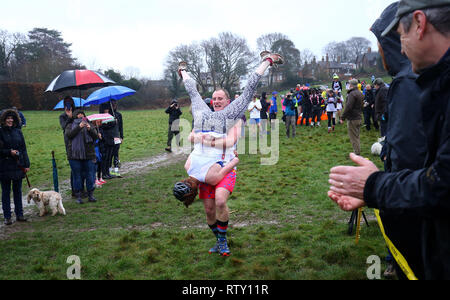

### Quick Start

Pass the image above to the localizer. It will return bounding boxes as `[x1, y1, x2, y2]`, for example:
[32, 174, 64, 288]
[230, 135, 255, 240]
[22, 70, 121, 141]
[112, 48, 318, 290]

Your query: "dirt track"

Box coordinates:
[0, 147, 190, 232]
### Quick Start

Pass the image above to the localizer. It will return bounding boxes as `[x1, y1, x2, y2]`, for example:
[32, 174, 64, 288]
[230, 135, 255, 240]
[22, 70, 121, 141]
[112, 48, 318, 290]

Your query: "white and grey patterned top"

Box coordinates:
[184, 72, 262, 134]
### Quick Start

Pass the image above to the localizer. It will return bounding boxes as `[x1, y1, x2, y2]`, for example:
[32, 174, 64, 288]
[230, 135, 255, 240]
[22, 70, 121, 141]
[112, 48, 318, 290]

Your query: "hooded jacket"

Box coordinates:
[0, 109, 30, 180]
[64, 110, 98, 161]
[364, 2, 449, 279]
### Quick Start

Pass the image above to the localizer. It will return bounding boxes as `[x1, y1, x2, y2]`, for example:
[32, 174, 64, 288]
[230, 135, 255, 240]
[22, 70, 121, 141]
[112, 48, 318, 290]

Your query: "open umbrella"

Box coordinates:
[45, 70, 116, 107]
[53, 97, 91, 110]
[87, 113, 115, 123]
[84, 85, 136, 106]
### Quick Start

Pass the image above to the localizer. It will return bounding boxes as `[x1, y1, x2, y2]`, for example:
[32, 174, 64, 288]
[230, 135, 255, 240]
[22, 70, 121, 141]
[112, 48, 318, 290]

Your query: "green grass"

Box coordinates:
[0, 109, 388, 280]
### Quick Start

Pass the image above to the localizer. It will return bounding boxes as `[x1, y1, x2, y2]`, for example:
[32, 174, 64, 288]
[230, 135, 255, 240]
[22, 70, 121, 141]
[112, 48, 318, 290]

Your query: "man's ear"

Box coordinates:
[413, 10, 427, 40]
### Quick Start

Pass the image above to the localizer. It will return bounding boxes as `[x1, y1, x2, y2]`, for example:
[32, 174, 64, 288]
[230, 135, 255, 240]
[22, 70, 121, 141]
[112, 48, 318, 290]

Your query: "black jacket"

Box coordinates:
[366, 2, 429, 280]
[165, 104, 182, 125]
[0, 109, 30, 180]
[59, 112, 73, 154]
[112, 110, 124, 140]
[364, 24, 450, 279]
[260, 98, 270, 119]
[364, 89, 375, 109]
[374, 85, 388, 121]
[65, 117, 98, 161]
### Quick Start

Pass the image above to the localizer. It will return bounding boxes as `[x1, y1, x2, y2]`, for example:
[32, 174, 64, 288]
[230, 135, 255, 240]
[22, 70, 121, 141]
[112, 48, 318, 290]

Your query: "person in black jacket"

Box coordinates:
[362, 85, 379, 131]
[310, 89, 322, 127]
[373, 78, 389, 137]
[65, 110, 98, 204]
[260, 92, 270, 135]
[110, 100, 123, 177]
[59, 96, 85, 197]
[0, 109, 30, 225]
[328, 0, 450, 280]
[99, 103, 119, 179]
[165, 99, 182, 153]
[300, 90, 311, 126]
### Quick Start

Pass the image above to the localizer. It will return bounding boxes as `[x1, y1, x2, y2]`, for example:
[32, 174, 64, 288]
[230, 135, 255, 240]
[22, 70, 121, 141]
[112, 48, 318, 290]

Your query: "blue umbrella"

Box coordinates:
[84, 86, 136, 106]
[53, 98, 90, 110]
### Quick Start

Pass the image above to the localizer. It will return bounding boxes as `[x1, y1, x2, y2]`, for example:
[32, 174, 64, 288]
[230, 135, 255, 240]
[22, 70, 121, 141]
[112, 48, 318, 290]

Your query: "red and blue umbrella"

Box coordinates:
[46, 70, 116, 93]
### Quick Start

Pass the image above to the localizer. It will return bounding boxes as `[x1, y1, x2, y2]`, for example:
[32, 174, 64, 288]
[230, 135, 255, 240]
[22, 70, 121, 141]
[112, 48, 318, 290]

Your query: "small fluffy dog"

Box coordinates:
[27, 188, 66, 217]
[371, 142, 383, 156]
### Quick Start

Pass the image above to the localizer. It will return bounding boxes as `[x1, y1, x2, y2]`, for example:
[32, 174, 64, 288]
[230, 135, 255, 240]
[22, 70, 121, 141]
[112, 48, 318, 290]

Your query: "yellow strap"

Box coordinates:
[374, 209, 418, 280]
[355, 208, 363, 244]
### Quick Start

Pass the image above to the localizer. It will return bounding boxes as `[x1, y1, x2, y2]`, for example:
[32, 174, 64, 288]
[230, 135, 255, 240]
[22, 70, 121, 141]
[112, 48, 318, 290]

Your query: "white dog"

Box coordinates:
[27, 188, 66, 217]
[371, 142, 383, 156]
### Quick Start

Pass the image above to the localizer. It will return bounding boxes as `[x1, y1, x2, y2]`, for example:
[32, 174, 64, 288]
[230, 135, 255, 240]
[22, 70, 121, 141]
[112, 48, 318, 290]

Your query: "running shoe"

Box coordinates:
[208, 240, 220, 254]
[99, 179, 107, 184]
[218, 238, 231, 257]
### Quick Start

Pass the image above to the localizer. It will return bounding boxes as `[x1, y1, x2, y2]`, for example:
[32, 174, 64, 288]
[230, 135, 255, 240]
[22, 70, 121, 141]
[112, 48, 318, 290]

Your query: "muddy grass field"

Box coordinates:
[0, 107, 388, 280]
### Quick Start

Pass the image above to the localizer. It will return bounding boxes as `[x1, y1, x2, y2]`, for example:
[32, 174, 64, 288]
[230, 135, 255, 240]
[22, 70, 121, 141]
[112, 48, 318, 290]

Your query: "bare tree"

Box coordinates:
[256, 33, 288, 52]
[164, 43, 206, 94]
[215, 32, 255, 94]
[0, 30, 25, 80]
[299, 48, 315, 65]
[201, 38, 223, 91]
[346, 37, 372, 63]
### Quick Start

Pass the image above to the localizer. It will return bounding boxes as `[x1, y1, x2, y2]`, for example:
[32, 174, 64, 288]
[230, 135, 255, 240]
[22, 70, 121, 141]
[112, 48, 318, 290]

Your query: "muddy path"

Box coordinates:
[0, 147, 189, 233]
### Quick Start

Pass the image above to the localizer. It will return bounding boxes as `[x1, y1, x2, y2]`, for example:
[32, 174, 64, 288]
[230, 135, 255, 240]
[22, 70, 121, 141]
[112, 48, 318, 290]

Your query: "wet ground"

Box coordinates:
[0, 147, 189, 231]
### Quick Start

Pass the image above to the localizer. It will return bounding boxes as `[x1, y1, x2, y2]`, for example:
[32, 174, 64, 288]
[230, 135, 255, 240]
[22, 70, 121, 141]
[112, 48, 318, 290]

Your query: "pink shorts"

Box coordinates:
[199, 170, 237, 200]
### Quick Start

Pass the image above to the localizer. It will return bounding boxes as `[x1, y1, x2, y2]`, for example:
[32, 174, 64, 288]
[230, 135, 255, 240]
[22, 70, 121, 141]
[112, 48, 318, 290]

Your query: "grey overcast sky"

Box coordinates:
[2, 0, 396, 79]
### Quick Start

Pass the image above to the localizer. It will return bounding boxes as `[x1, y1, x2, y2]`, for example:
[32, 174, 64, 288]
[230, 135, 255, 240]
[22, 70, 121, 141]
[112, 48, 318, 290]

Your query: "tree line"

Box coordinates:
[1, 27, 376, 109]
[164, 32, 375, 98]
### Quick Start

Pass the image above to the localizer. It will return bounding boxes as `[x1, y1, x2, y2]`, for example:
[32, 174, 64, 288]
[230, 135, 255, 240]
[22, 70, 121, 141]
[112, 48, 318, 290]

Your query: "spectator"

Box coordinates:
[336, 91, 345, 124]
[341, 79, 364, 155]
[328, 0, 450, 280]
[110, 100, 123, 177]
[12, 107, 26, 129]
[165, 99, 182, 153]
[310, 89, 322, 127]
[247, 95, 262, 137]
[260, 92, 270, 135]
[0, 109, 30, 225]
[300, 89, 312, 127]
[373, 78, 389, 137]
[332, 75, 343, 93]
[326, 90, 337, 133]
[283, 93, 296, 138]
[99, 103, 118, 180]
[363, 84, 379, 131]
[269, 91, 278, 130]
[59, 96, 84, 198]
[65, 110, 98, 204]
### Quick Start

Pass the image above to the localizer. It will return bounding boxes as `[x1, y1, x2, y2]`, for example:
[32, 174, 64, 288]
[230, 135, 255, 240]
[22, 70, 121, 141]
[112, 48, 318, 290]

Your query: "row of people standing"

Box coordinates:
[59, 97, 123, 204]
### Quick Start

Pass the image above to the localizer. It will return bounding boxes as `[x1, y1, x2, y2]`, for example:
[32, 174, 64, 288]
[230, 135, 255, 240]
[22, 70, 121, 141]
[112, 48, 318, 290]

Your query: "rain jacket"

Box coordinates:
[65, 111, 98, 161]
[341, 88, 363, 121]
[364, 2, 450, 280]
[0, 109, 30, 180]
